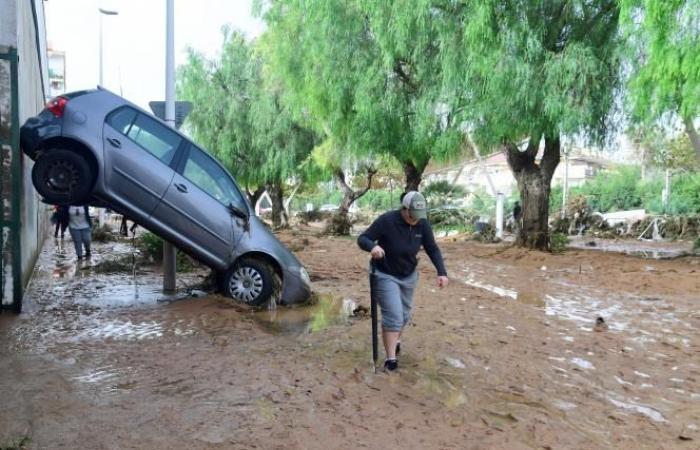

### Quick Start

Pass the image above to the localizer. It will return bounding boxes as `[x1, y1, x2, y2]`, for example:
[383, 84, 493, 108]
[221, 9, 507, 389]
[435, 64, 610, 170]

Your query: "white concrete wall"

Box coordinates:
[17, 0, 50, 289]
[0, 0, 49, 305]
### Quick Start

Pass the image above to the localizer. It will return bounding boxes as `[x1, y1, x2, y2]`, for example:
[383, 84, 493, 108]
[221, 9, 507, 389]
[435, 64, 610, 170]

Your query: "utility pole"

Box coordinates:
[163, 0, 177, 292]
[663, 168, 671, 214]
[561, 148, 569, 219]
[98, 7, 118, 227]
[495, 192, 504, 239]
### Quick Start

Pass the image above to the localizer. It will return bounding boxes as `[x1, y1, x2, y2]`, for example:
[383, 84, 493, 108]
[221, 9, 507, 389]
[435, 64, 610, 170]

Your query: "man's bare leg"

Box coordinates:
[382, 329, 401, 360]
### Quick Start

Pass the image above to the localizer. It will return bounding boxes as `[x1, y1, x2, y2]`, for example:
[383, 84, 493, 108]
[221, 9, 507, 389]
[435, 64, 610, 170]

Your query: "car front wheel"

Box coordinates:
[31, 149, 93, 205]
[221, 258, 278, 307]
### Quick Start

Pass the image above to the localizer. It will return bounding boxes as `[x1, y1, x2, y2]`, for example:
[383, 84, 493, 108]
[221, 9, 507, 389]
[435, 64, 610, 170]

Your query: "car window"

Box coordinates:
[106, 107, 137, 135]
[123, 113, 181, 165]
[182, 145, 245, 209]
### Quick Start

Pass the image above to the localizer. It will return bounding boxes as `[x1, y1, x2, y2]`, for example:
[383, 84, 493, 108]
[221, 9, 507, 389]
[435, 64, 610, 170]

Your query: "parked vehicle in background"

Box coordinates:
[21, 88, 311, 306]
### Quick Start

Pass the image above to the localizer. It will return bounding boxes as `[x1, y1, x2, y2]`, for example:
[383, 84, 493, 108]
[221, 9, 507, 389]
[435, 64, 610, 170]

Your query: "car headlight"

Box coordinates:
[299, 267, 311, 286]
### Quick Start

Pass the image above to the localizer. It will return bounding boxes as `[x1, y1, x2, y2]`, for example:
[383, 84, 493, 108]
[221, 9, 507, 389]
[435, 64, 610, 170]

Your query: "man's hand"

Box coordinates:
[370, 245, 385, 260]
[437, 276, 449, 289]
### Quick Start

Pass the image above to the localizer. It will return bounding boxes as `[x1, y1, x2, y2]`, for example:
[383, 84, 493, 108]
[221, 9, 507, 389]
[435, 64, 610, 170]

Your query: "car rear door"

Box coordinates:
[150, 144, 245, 268]
[102, 107, 184, 219]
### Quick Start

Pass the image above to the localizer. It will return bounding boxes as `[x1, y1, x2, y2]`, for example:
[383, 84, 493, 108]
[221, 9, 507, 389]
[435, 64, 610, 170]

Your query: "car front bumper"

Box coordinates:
[280, 266, 312, 305]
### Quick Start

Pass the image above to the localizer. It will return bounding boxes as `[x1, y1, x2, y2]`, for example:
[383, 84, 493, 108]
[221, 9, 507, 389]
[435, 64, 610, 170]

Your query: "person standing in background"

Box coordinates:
[68, 205, 92, 260]
[53, 205, 69, 239]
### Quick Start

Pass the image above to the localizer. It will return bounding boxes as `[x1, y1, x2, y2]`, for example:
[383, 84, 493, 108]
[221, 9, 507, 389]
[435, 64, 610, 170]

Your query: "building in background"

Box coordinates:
[48, 47, 66, 96]
[424, 149, 609, 198]
[0, 0, 50, 312]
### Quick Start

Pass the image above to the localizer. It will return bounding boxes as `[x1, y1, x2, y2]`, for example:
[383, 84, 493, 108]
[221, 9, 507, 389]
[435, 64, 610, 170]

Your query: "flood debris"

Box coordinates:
[594, 316, 609, 332]
[444, 357, 466, 369]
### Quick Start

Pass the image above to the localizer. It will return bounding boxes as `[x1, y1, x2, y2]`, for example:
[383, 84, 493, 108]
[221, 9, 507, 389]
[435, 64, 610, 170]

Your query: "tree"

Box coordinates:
[430, 1, 621, 250]
[620, 0, 700, 160]
[258, 0, 463, 194]
[177, 29, 315, 228]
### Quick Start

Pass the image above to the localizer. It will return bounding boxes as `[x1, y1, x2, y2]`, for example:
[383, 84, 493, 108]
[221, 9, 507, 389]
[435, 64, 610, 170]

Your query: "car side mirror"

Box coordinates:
[229, 203, 250, 230]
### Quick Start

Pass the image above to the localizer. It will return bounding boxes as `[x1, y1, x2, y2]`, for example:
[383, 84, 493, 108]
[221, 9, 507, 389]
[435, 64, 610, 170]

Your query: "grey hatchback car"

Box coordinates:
[21, 88, 311, 306]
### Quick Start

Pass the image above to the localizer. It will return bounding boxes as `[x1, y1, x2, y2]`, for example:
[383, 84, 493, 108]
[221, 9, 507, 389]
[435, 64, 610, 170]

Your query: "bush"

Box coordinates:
[554, 167, 700, 215]
[694, 237, 700, 251]
[428, 208, 476, 232]
[92, 224, 117, 242]
[136, 232, 198, 272]
[550, 232, 569, 253]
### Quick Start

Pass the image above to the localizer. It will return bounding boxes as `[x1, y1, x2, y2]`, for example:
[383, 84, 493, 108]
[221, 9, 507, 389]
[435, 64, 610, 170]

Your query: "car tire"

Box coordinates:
[32, 149, 94, 205]
[221, 258, 278, 307]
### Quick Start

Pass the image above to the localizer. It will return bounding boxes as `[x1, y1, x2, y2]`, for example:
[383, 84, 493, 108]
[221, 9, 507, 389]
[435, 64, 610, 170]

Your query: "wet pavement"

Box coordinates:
[1, 231, 700, 449]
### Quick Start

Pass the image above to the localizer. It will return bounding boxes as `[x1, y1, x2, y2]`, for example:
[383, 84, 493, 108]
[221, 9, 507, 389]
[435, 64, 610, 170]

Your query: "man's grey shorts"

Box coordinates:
[371, 267, 418, 332]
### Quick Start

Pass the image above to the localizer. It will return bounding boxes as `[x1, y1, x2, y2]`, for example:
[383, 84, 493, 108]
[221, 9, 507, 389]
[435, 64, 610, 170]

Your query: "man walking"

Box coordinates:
[357, 191, 449, 372]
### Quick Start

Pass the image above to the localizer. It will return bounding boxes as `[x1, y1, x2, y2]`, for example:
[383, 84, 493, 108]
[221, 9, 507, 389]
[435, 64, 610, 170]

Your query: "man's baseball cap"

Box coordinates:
[402, 191, 428, 220]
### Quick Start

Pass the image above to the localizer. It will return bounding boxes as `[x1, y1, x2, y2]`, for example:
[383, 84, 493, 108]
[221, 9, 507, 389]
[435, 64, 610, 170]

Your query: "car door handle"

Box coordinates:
[107, 137, 121, 148]
[174, 183, 188, 193]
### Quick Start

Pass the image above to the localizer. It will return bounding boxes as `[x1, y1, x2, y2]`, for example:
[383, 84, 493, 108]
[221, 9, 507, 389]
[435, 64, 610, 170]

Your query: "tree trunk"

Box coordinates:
[268, 183, 287, 229]
[505, 134, 560, 251]
[246, 186, 266, 210]
[683, 116, 700, 162]
[327, 167, 377, 235]
[403, 159, 429, 192]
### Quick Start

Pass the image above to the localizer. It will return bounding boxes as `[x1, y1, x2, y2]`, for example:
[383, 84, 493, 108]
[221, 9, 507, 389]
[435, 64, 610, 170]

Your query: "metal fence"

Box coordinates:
[0, 47, 23, 312]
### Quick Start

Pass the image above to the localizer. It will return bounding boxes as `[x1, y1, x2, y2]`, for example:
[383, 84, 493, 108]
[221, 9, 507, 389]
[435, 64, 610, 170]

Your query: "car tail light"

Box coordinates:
[46, 97, 68, 117]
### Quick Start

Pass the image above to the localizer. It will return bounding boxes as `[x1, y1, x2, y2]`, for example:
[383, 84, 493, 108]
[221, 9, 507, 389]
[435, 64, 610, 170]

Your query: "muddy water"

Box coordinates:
[3, 233, 700, 449]
[459, 255, 700, 438]
[567, 236, 694, 259]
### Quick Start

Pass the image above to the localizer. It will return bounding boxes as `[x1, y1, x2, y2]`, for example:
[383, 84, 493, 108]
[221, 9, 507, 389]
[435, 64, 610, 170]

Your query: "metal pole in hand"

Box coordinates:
[370, 260, 378, 372]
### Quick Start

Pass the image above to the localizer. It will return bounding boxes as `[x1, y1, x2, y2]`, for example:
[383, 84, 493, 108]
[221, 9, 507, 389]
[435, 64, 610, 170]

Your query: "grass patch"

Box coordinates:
[92, 255, 135, 274]
[136, 232, 199, 272]
[1, 436, 31, 450]
[550, 232, 570, 253]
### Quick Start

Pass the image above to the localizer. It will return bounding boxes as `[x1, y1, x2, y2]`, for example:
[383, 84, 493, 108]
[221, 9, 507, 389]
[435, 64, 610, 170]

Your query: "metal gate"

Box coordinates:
[0, 47, 23, 313]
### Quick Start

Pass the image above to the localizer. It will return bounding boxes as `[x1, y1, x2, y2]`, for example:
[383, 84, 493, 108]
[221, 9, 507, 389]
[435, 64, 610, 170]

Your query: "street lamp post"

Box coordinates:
[98, 8, 118, 86]
[163, 0, 177, 292]
[98, 7, 118, 227]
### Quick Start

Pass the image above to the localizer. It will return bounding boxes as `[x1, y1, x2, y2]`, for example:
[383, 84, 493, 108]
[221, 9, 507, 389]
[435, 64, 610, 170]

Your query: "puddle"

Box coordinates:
[463, 273, 517, 299]
[570, 357, 595, 370]
[251, 295, 355, 335]
[606, 393, 667, 423]
[568, 237, 691, 260]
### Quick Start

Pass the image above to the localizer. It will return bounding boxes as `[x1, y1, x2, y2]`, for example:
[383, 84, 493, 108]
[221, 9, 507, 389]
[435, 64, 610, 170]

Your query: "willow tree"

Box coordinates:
[177, 30, 314, 228]
[430, 1, 621, 250]
[620, 0, 700, 160]
[258, 0, 462, 193]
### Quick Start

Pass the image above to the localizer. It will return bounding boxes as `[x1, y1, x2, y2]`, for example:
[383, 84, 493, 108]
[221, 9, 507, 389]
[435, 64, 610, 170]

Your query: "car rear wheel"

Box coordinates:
[32, 149, 93, 205]
[221, 258, 278, 307]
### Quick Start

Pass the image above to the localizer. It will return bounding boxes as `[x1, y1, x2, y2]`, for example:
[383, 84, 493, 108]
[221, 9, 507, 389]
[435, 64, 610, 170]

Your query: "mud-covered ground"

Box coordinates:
[1, 229, 700, 449]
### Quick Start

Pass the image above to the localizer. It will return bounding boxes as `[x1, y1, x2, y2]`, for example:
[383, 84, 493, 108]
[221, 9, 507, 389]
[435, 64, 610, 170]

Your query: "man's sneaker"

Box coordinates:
[384, 359, 398, 372]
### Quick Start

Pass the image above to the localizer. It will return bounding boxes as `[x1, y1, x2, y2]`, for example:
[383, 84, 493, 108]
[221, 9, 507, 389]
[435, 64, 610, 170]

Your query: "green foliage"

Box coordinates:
[431, 1, 621, 148]
[177, 29, 316, 195]
[0, 436, 30, 450]
[136, 232, 197, 272]
[550, 167, 700, 215]
[694, 237, 700, 250]
[356, 189, 397, 211]
[550, 232, 570, 253]
[423, 181, 466, 197]
[428, 208, 476, 233]
[260, 0, 465, 189]
[620, 0, 700, 124]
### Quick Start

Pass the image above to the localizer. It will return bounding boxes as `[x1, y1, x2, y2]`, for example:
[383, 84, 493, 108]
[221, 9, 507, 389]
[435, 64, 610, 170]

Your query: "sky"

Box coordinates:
[45, 0, 265, 110]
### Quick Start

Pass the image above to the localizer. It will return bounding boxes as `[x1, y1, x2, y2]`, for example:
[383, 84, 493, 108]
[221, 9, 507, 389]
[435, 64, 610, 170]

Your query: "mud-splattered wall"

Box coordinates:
[0, 0, 49, 311]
